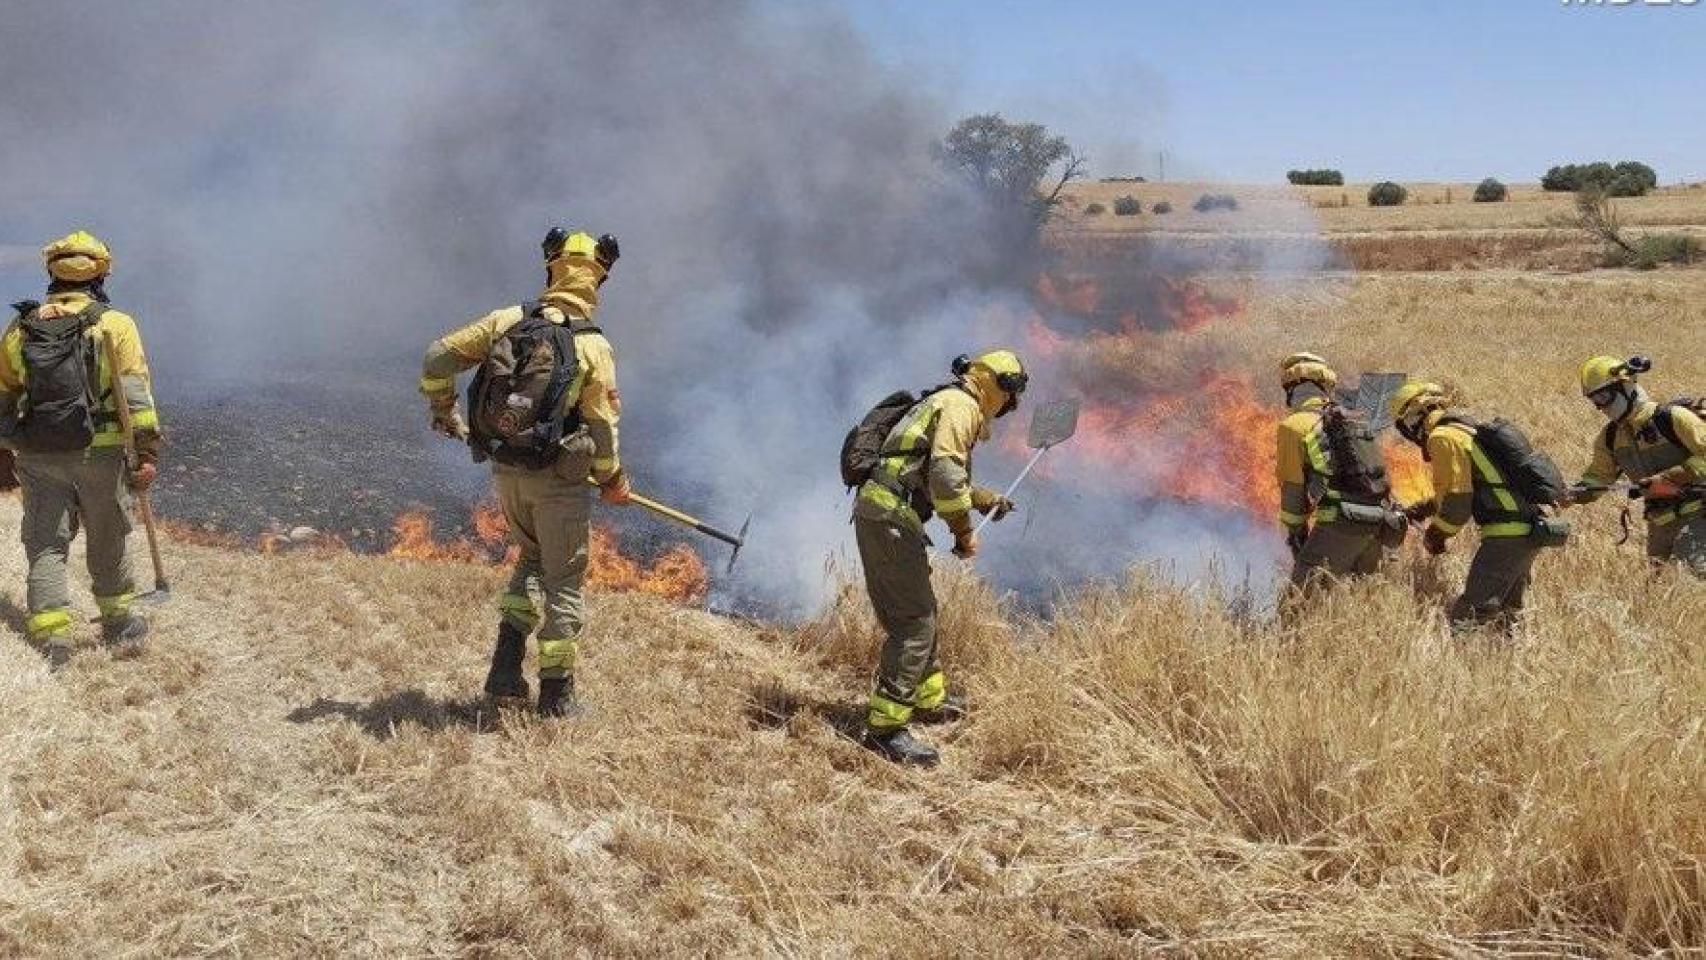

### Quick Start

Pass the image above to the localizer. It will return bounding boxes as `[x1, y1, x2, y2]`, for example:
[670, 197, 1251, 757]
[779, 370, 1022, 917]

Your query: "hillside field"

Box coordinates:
[1, 225, 1703, 955]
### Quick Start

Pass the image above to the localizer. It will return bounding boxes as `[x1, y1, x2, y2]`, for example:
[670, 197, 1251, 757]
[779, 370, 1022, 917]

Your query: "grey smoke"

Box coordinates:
[0, 1, 1302, 615]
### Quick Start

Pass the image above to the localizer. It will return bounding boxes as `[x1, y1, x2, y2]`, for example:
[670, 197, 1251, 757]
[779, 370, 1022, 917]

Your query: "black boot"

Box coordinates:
[483, 623, 530, 701]
[99, 614, 149, 658]
[537, 675, 584, 719]
[913, 692, 968, 725]
[865, 728, 940, 767]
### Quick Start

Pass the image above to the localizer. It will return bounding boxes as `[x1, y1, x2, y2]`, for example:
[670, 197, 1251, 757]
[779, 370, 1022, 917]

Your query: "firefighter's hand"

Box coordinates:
[598, 469, 633, 506]
[952, 529, 979, 559]
[1422, 526, 1449, 556]
[971, 487, 1016, 522]
[431, 407, 468, 440]
[127, 460, 158, 492]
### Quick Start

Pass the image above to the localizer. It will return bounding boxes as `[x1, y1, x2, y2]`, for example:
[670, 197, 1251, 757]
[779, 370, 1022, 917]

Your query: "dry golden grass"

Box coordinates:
[1, 270, 1703, 956]
[1064, 180, 1706, 236]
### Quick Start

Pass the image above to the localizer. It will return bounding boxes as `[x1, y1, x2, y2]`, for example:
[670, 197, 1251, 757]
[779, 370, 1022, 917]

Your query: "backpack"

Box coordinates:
[840, 390, 921, 489]
[1318, 402, 1390, 504]
[465, 302, 598, 469]
[1650, 397, 1706, 450]
[2, 301, 106, 453]
[839, 383, 960, 490]
[1450, 416, 1568, 506]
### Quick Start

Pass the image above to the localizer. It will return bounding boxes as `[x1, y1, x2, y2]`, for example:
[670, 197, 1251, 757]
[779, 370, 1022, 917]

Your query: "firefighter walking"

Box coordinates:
[420, 228, 630, 717]
[1390, 381, 1568, 635]
[850, 350, 1026, 767]
[0, 231, 160, 668]
[1568, 356, 1706, 577]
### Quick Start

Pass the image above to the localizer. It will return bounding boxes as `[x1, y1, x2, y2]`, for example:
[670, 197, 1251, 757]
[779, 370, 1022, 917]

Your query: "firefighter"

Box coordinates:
[0, 231, 159, 668]
[1569, 356, 1706, 577]
[1275, 353, 1382, 587]
[854, 350, 1025, 767]
[420, 228, 629, 717]
[1390, 381, 1546, 635]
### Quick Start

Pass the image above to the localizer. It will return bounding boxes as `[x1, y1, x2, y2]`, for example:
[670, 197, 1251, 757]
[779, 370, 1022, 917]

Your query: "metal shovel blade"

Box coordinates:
[1346, 372, 1407, 431]
[1026, 398, 1081, 450]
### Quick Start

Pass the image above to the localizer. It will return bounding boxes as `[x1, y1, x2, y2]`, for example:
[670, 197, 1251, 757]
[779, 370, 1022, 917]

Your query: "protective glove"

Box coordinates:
[970, 487, 1016, 522]
[1422, 525, 1449, 557]
[598, 468, 633, 506]
[127, 460, 158, 492]
[431, 406, 468, 440]
[943, 510, 978, 558]
[1285, 525, 1308, 558]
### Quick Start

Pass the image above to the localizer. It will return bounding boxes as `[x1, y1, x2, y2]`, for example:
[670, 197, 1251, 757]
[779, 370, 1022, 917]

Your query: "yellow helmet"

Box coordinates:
[42, 230, 112, 282]
[1389, 380, 1447, 423]
[1280, 352, 1337, 391]
[1579, 355, 1636, 396]
[971, 349, 1027, 393]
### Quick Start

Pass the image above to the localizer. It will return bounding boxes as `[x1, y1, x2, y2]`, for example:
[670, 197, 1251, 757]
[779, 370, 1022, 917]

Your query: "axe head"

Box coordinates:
[725, 515, 752, 575]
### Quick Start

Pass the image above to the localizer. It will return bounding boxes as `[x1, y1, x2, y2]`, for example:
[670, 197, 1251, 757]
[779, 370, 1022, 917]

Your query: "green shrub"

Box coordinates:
[1542, 160, 1657, 195]
[1112, 195, 1141, 216]
[1192, 193, 1238, 213]
[1367, 181, 1408, 207]
[1286, 169, 1344, 186]
[1151, 201, 1173, 215]
[1473, 178, 1508, 203]
[1617, 233, 1701, 270]
[1083, 202, 1106, 216]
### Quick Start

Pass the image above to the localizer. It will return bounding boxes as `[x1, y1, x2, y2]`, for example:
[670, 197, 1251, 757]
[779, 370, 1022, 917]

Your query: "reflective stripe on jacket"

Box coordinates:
[0, 292, 159, 449]
[1424, 415, 1533, 539]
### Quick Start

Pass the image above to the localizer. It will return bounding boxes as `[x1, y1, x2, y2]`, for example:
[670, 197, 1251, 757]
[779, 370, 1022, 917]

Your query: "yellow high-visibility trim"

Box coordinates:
[129, 408, 159, 431]
[858, 482, 922, 530]
[914, 671, 947, 711]
[27, 608, 73, 641]
[867, 693, 912, 731]
[497, 592, 539, 631]
[1682, 499, 1703, 518]
[419, 375, 455, 395]
[1430, 517, 1463, 536]
[1303, 428, 1330, 475]
[1684, 456, 1706, 478]
[95, 592, 135, 620]
[1481, 522, 1533, 539]
[536, 635, 578, 678]
[1467, 445, 1521, 513]
[1278, 510, 1305, 527]
[932, 493, 973, 515]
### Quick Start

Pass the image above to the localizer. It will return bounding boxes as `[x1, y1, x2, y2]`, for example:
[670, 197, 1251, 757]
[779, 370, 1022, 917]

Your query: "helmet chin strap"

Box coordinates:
[1603, 383, 1645, 423]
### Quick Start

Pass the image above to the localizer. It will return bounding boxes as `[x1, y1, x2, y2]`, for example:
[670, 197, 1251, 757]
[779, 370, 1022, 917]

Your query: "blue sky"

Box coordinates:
[833, 0, 1705, 184]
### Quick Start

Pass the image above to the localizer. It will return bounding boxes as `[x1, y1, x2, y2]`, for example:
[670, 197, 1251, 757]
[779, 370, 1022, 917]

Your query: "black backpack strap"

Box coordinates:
[1652, 403, 1684, 450]
[10, 300, 40, 320]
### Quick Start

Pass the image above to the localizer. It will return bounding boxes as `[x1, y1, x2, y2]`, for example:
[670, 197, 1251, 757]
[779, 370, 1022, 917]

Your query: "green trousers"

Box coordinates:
[492, 442, 593, 680]
[1648, 513, 1706, 579]
[1450, 535, 1542, 635]
[1288, 520, 1382, 588]
[855, 514, 948, 732]
[14, 448, 136, 648]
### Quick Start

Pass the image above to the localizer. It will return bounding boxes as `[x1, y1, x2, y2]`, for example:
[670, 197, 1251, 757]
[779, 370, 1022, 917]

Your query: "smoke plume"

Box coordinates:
[0, 1, 1313, 615]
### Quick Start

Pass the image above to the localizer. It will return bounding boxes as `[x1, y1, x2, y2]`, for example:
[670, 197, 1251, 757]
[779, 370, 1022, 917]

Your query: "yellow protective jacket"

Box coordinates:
[0, 291, 160, 455]
[855, 368, 1002, 532]
[1578, 399, 1706, 526]
[1275, 394, 1331, 529]
[419, 260, 621, 481]
[1422, 411, 1533, 541]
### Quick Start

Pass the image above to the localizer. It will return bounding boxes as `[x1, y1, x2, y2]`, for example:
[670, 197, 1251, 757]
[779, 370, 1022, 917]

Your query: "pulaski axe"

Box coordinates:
[587, 479, 750, 573]
[974, 398, 1081, 536]
[102, 332, 169, 601]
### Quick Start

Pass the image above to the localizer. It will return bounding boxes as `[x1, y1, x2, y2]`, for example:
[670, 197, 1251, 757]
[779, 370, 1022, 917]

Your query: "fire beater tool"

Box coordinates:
[102, 332, 169, 601]
[1344, 371, 1407, 432]
[587, 479, 750, 573]
[974, 398, 1081, 537]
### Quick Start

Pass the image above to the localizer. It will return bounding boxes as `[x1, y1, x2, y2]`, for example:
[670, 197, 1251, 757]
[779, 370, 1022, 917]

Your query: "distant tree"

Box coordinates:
[1083, 202, 1107, 216]
[1473, 178, 1508, 203]
[1367, 181, 1408, 207]
[1151, 200, 1173, 215]
[938, 114, 1086, 220]
[1193, 193, 1239, 213]
[1542, 160, 1657, 195]
[1286, 169, 1344, 186]
[1112, 195, 1141, 216]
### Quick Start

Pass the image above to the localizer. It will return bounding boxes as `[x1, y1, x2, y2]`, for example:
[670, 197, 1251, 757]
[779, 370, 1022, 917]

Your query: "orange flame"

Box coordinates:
[1384, 437, 1434, 507]
[385, 501, 707, 603]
